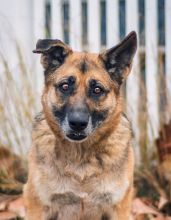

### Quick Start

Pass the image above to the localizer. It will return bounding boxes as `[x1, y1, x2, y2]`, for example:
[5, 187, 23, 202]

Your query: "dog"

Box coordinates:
[24, 31, 137, 220]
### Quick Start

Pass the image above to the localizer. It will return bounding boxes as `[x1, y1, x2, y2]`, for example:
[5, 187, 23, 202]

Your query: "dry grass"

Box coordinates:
[0, 44, 39, 155]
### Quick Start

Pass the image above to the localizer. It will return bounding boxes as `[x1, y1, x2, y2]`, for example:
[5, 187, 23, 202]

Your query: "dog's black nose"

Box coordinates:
[68, 110, 89, 132]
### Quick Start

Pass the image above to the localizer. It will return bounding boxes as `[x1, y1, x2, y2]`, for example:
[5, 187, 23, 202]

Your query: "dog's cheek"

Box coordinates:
[91, 110, 108, 129]
[52, 104, 67, 125]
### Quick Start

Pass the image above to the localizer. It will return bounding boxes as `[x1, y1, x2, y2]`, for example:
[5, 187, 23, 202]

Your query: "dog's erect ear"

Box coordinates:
[99, 31, 137, 85]
[33, 39, 72, 71]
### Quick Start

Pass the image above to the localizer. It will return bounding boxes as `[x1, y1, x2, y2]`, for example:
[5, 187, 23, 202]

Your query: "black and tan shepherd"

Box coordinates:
[24, 31, 137, 220]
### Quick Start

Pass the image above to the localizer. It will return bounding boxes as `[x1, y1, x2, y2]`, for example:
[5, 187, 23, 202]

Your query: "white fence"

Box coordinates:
[0, 0, 171, 158]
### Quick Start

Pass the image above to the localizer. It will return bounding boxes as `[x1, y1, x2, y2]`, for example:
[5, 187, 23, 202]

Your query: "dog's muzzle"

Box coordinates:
[67, 109, 89, 141]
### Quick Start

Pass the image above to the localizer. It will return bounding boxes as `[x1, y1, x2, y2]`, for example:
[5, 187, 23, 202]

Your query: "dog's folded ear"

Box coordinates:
[99, 31, 137, 85]
[33, 39, 72, 71]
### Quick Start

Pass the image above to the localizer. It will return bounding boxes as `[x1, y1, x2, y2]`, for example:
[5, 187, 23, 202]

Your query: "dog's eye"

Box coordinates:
[60, 83, 69, 92]
[54, 76, 76, 96]
[93, 86, 103, 95]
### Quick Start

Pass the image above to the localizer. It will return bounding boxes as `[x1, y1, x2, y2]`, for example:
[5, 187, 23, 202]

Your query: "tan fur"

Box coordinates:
[24, 35, 136, 220]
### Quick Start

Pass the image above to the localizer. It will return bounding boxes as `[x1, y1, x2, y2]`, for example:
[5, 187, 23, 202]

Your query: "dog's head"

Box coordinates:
[33, 32, 137, 142]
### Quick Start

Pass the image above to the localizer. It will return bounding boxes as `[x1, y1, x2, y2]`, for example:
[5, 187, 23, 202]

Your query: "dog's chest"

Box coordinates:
[35, 158, 129, 207]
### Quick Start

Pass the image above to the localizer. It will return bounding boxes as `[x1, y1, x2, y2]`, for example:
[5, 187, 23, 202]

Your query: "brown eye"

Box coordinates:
[94, 87, 102, 94]
[61, 83, 69, 91]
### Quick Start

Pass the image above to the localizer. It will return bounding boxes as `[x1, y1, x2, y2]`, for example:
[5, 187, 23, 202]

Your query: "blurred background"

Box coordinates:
[0, 0, 171, 219]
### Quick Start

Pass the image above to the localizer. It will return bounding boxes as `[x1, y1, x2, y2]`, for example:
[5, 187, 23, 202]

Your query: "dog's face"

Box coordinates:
[34, 32, 137, 142]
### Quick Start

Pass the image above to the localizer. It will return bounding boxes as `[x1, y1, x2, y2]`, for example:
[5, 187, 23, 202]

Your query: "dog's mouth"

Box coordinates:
[66, 132, 87, 141]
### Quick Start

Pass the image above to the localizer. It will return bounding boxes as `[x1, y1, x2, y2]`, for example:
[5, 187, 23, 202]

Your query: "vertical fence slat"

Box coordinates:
[126, 0, 140, 161]
[51, 0, 63, 40]
[69, 0, 82, 50]
[145, 0, 159, 141]
[33, 0, 45, 92]
[165, 0, 171, 120]
[106, 0, 119, 48]
[33, 0, 45, 44]
[87, 0, 100, 52]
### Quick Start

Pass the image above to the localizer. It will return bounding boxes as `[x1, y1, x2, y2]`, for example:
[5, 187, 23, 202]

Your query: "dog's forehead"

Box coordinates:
[52, 51, 110, 83]
[64, 51, 102, 72]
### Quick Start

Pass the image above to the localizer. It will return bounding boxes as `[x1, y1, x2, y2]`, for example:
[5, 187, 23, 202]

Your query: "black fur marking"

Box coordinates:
[93, 192, 113, 204]
[79, 59, 89, 73]
[91, 110, 108, 128]
[51, 192, 81, 205]
[89, 79, 97, 87]
[52, 105, 67, 124]
[48, 216, 58, 220]
[101, 213, 110, 220]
